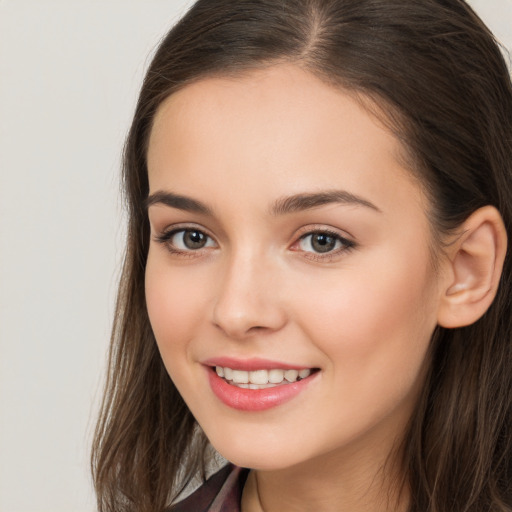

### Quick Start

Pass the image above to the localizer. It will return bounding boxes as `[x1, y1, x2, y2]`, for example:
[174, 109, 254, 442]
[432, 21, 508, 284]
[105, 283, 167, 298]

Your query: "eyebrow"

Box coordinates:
[146, 190, 213, 215]
[145, 189, 381, 216]
[269, 190, 381, 215]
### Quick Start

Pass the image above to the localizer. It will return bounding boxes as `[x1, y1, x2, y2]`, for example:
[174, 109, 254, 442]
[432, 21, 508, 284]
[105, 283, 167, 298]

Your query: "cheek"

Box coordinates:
[294, 246, 438, 403]
[145, 250, 210, 367]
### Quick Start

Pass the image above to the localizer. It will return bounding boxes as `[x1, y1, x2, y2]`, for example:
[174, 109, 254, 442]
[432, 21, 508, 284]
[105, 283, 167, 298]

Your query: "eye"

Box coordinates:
[295, 230, 355, 255]
[157, 228, 216, 253]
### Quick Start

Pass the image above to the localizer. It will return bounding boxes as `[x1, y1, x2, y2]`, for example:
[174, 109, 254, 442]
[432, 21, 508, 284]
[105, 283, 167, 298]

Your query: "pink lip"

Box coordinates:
[204, 361, 318, 412]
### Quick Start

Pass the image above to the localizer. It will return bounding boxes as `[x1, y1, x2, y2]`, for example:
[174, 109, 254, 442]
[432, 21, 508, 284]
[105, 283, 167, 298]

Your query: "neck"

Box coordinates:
[241, 433, 409, 512]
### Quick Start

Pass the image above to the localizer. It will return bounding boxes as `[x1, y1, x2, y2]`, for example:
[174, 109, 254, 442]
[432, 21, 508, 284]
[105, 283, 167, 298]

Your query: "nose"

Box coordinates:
[211, 251, 287, 340]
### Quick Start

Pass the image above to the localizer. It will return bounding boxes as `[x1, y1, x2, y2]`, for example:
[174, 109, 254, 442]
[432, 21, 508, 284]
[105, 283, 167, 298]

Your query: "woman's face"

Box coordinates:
[145, 65, 444, 471]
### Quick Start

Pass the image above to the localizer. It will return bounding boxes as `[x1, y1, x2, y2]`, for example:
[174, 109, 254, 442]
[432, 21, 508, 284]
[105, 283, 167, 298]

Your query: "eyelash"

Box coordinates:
[154, 226, 356, 261]
[293, 228, 356, 262]
[154, 227, 216, 259]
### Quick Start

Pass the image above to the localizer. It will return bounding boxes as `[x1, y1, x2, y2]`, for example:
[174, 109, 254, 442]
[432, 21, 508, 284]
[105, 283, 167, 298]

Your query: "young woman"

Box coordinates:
[91, 1, 512, 511]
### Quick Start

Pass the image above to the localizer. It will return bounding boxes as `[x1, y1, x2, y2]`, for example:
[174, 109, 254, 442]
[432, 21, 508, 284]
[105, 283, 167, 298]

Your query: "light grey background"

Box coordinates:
[0, 1, 510, 511]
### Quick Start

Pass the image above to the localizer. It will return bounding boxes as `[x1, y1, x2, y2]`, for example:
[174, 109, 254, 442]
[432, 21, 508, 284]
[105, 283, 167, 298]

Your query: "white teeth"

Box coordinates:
[249, 369, 268, 385]
[268, 369, 285, 383]
[284, 369, 299, 382]
[298, 369, 311, 379]
[215, 366, 313, 387]
[232, 370, 249, 384]
[234, 382, 278, 390]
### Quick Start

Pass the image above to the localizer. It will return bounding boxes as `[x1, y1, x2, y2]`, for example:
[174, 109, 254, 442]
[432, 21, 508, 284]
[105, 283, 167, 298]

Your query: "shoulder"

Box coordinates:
[168, 464, 250, 512]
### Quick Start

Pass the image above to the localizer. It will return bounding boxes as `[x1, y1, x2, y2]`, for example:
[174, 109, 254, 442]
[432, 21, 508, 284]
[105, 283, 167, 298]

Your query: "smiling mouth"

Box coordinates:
[213, 366, 318, 389]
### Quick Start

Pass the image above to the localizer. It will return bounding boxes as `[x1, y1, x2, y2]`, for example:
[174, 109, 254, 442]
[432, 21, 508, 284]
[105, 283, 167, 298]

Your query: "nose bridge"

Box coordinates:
[212, 243, 286, 338]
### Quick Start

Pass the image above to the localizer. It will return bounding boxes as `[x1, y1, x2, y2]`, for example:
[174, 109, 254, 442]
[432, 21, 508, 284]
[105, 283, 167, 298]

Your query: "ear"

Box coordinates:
[437, 206, 507, 328]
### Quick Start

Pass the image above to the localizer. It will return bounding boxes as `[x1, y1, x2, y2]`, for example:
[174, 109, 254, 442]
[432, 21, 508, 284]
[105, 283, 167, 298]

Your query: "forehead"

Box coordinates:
[147, 64, 426, 220]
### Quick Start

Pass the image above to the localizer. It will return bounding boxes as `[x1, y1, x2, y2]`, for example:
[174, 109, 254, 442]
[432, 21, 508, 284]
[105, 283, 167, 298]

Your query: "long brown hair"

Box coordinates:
[91, 1, 512, 510]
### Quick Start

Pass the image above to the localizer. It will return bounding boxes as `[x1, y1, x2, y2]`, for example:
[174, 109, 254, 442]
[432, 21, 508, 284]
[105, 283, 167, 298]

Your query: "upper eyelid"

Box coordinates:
[157, 223, 216, 238]
[293, 224, 356, 242]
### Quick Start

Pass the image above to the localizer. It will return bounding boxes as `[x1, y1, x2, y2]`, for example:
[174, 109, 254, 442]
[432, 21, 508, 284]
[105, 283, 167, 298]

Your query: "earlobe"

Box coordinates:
[437, 206, 507, 328]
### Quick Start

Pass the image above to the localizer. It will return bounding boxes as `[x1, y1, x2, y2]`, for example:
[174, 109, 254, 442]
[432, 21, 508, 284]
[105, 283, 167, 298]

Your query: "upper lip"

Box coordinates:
[202, 357, 313, 371]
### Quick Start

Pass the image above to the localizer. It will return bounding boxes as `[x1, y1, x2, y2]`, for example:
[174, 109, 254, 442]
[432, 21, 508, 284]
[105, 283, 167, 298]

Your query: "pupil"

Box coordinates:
[184, 230, 206, 249]
[312, 233, 335, 253]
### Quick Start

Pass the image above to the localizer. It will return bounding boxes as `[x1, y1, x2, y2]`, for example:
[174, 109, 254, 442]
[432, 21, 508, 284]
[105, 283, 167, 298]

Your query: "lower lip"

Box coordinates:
[206, 368, 317, 411]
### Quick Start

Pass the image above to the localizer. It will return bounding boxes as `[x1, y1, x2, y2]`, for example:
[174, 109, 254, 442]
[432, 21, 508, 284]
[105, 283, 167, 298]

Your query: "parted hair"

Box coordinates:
[91, 1, 512, 510]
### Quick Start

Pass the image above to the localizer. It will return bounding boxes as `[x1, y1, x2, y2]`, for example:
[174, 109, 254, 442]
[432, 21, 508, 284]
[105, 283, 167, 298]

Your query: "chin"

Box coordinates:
[219, 450, 296, 471]
[206, 433, 308, 471]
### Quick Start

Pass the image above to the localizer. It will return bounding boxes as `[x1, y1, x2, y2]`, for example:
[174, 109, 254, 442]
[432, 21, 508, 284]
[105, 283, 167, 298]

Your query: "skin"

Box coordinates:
[145, 65, 450, 511]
